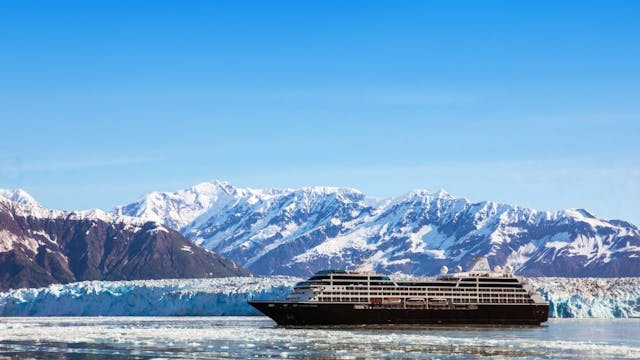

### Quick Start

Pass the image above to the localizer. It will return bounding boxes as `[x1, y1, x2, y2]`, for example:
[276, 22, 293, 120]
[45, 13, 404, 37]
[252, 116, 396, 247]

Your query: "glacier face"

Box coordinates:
[114, 180, 640, 277]
[529, 277, 640, 318]
[0, 277, 296, 316]
[0, 277, 638, 318]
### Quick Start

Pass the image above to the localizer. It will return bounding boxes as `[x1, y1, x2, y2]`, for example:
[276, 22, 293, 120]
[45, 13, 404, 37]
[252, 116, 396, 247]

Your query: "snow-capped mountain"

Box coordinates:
[114, 180, 289, 231]
[116, 181, 640, 277]
[0, 192, 249, 290]
[0, 189, 40, 207]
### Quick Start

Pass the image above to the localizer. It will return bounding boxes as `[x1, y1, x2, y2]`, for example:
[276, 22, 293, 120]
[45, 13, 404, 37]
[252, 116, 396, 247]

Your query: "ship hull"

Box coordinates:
[249, 301, 549, 326]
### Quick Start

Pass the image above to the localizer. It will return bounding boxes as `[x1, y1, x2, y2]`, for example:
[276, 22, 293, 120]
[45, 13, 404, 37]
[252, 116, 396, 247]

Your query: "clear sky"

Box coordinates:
[1, 1, 639, 224]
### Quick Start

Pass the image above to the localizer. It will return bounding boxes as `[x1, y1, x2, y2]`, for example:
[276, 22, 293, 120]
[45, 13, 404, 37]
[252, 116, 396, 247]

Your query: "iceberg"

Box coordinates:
[0, 276, 638, 318]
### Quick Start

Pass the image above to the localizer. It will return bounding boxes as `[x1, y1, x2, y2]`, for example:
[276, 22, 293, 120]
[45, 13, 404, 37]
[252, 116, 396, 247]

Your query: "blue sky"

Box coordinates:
[1, 1, 639, 224]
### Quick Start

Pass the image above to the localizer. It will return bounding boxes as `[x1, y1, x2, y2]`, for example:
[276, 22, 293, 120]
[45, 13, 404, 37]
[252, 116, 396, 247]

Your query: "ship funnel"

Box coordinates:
[440, 266, 448, 275]
[469, 257, 491, 273]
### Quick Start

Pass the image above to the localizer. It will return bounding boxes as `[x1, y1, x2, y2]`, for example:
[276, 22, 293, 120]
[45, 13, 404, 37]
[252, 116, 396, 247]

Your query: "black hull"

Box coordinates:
[249, 301, 549, 326]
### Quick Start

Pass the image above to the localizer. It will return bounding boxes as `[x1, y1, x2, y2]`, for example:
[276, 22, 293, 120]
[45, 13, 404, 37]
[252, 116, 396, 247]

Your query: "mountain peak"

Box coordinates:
[404, 188, 456, 201]
[571, 208, 596, 219]
[0, 189, 40, 207]
[298, 186, 363, 196]
[435, 189, 453, 199]
[193, 180, 234, 193]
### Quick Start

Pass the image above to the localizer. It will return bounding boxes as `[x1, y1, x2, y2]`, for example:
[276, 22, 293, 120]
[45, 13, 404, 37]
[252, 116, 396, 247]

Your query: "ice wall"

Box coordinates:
[530, 277, 640, 318]
[0, 277, 297, 316]
[1, 277, 638, 318]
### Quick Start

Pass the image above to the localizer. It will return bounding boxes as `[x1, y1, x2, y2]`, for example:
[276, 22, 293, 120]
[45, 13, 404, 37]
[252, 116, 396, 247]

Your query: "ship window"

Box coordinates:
[478, 284, 522, 288]
[316, 270, 348, 275]
[333, 274, 367, 280]
[312, 281, 330, 285]
[333, 281, 368, 285]
[458, 283, 476, 287]
[478, 278, 519, 283]
[310, 275, 331, 280]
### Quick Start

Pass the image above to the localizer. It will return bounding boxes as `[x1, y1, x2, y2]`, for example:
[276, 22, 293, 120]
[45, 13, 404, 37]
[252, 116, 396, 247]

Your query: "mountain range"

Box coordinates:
[114, 180, 640, 277]
[1, 180, 639, 290]
[0, 189, 248, 290]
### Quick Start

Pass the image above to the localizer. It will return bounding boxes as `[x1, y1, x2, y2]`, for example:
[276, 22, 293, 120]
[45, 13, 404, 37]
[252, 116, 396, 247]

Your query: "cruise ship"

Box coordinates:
[249, 258, 549, 325]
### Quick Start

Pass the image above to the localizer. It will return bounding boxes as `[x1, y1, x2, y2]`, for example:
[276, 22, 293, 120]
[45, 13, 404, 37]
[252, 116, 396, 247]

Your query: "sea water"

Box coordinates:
[0, 317, 639, 359]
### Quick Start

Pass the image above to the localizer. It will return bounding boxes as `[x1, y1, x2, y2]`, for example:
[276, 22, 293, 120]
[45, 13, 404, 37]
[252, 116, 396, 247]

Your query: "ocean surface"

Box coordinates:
[0, 317, 639, 359]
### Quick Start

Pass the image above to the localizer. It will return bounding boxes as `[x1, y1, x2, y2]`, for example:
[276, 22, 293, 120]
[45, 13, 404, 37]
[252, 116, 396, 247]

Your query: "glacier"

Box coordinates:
[529, 277, 640, 318]
[0, 277, 296, 316]
[0, 277, 638, 318]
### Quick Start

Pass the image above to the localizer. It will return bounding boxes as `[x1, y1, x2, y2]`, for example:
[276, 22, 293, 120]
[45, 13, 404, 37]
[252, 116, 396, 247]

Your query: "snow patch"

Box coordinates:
[293, 226, 379, 262]
[505, 243, 537, 270]
[408, 225, 431, 253]
[0, 230, 39, 254]
[424, 249, 446, 259]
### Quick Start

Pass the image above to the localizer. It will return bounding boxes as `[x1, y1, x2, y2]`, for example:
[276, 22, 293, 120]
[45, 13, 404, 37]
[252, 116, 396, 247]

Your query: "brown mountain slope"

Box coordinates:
[0, 198, 249, 291]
